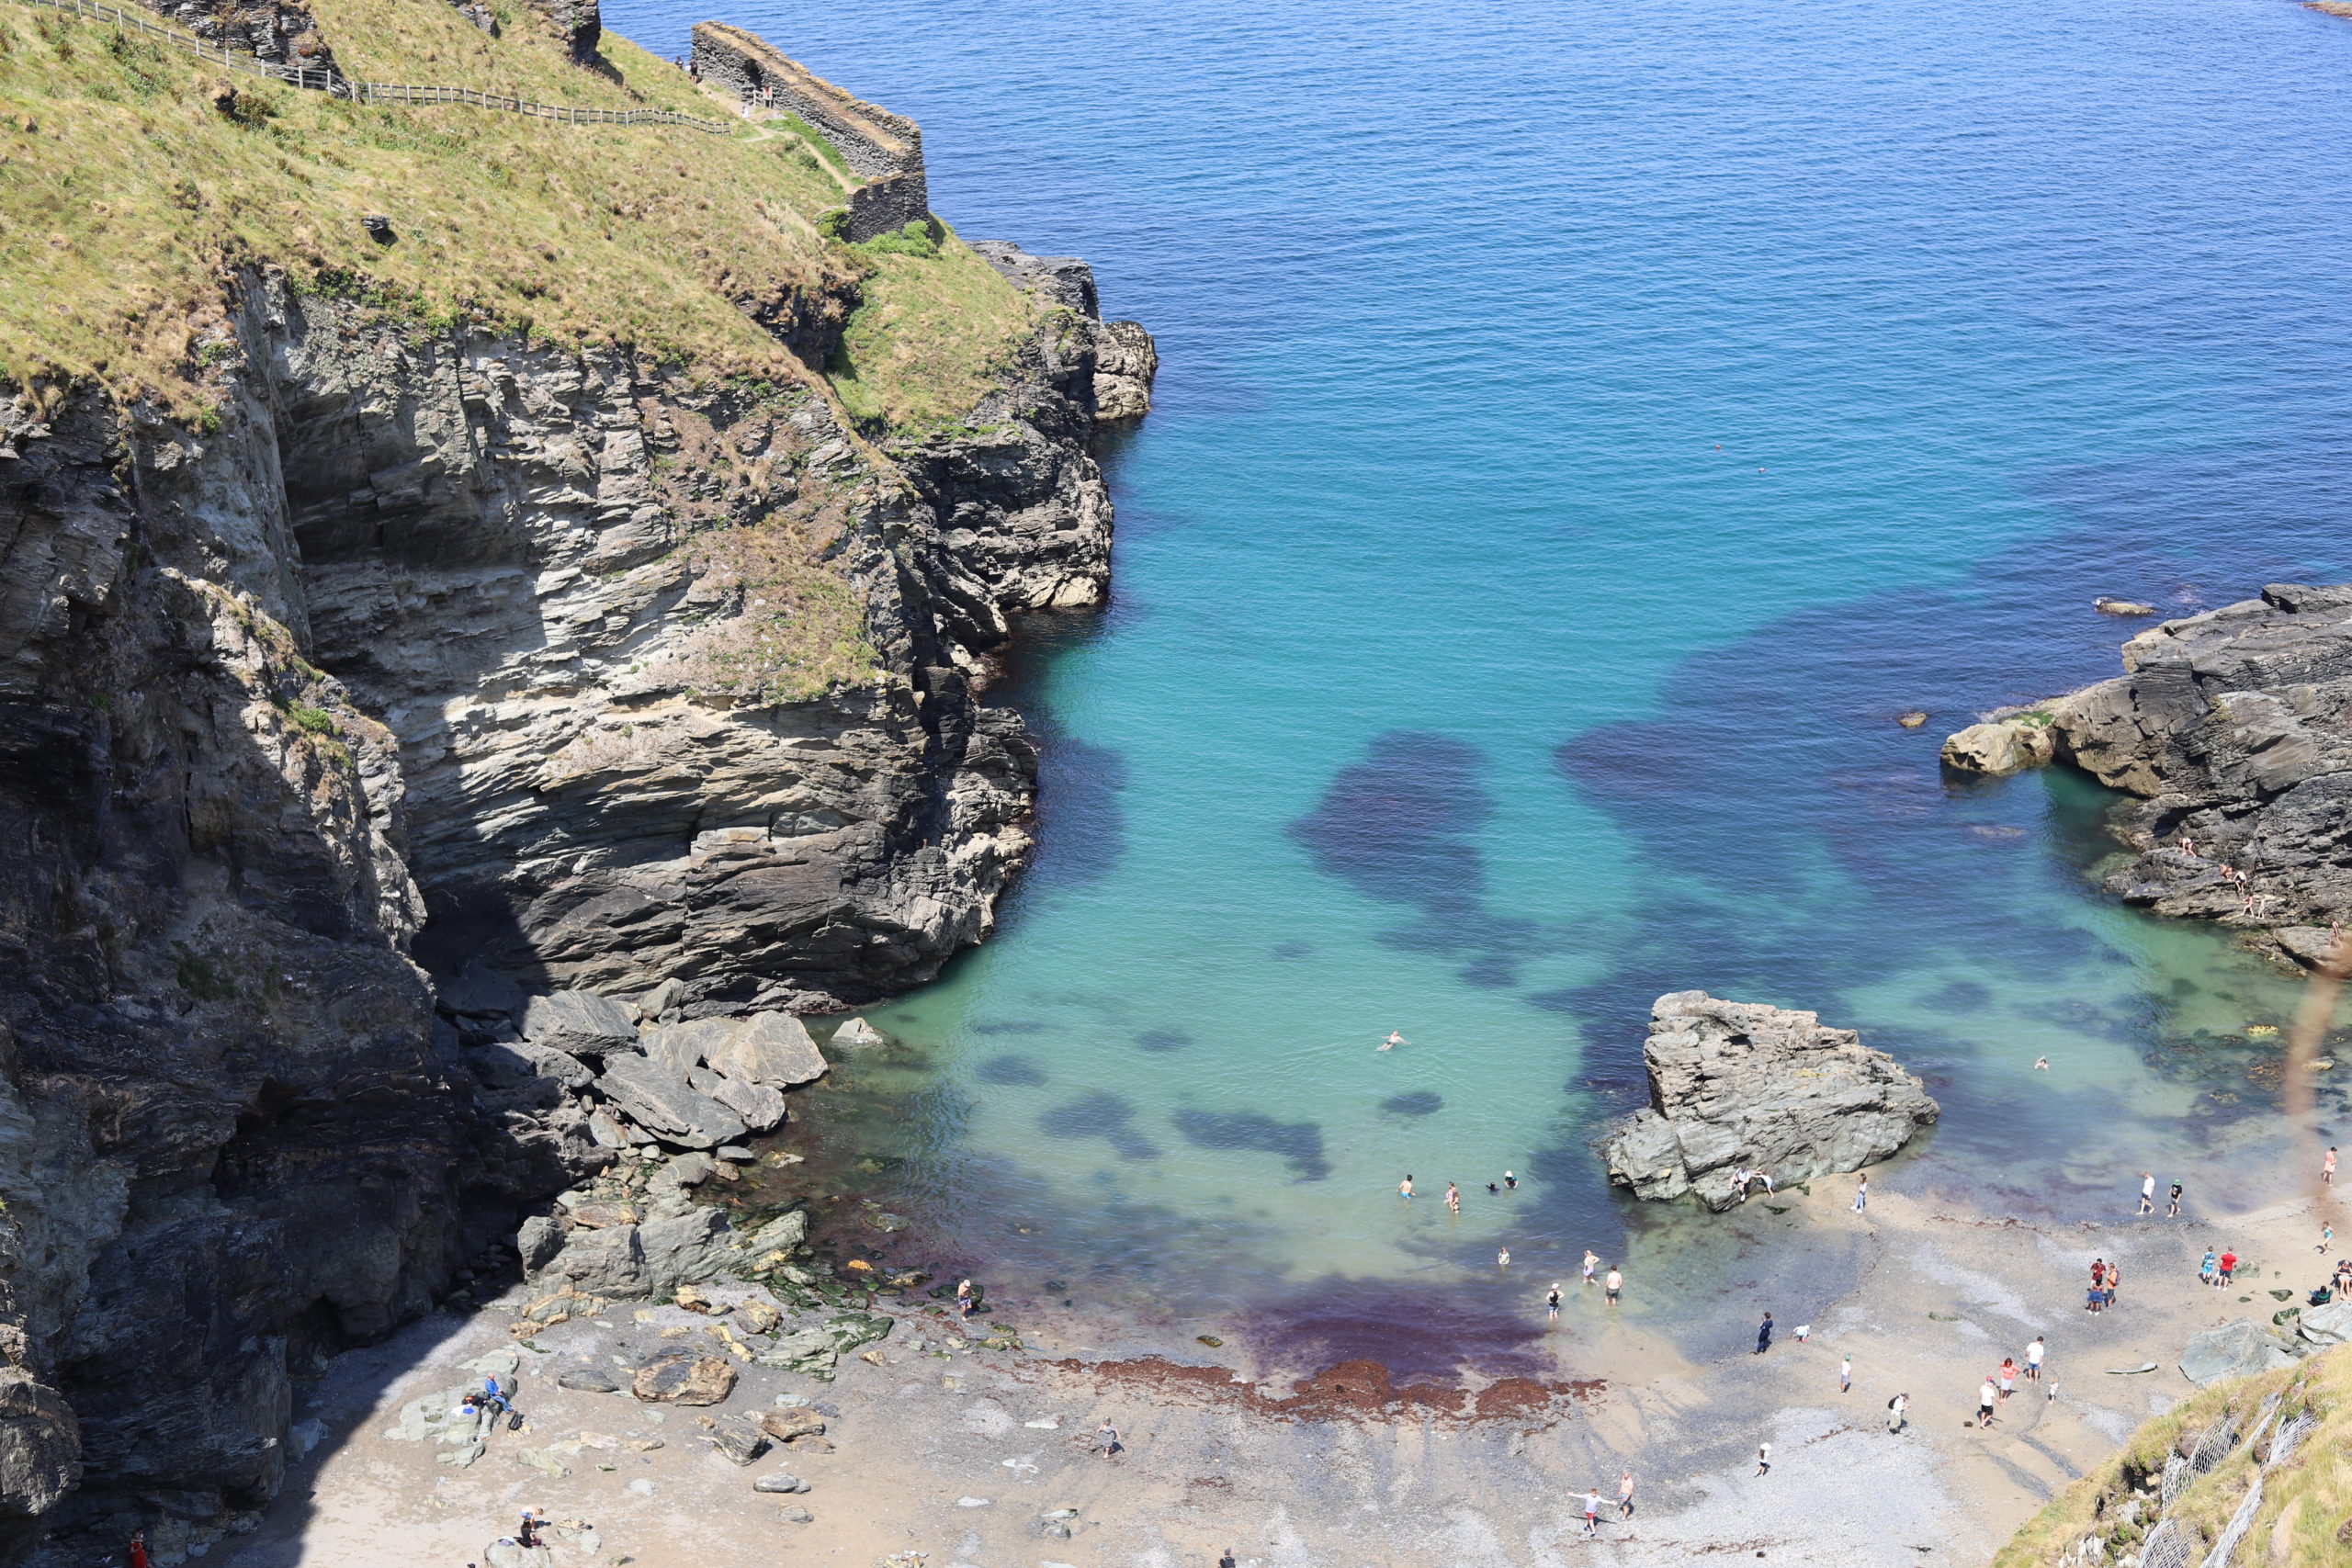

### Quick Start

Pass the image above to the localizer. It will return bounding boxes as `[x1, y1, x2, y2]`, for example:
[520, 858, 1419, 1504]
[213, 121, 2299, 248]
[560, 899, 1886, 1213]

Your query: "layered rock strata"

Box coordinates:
[1940, 584, 2352, 967]
[0, 250, 1149, 1562]
[1600, 991, 1940, 1210]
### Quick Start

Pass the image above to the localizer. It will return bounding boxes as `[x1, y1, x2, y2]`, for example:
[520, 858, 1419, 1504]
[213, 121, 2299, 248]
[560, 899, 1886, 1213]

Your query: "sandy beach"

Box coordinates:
[213, 1168, 2344, 1568]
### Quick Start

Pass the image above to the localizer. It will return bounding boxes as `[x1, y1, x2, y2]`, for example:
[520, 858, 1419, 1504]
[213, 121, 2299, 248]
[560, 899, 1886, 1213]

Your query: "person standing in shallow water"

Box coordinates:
[2168, 1179, 2183, 1219]
[1445, 1182, 1461, 1215]
[1399, 1175, 1414, 1201]
[1546, 1283, 1563, 1323]
[1583, 1248, 1600, 1287]
[1755, 1312, 1773, 1354]
[2139, 1172, 2155, 1215]
[1604, 1266, 1623, 1305]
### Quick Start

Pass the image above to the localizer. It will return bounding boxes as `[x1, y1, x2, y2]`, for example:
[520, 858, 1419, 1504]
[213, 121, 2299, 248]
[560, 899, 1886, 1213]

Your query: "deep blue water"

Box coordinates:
[615, 0, 2352, 1365]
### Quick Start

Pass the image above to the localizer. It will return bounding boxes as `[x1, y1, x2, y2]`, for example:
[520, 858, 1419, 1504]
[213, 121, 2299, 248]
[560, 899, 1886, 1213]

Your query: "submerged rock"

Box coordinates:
[1600, 991, 1939, 1210]
[831, 1017, 889, 1051]
[1940, 716, 2058, 776]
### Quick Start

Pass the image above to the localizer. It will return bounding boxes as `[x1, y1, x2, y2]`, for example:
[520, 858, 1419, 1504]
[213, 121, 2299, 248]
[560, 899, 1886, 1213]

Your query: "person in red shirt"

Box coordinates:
[2090, 1258, 2106, 1289]
[129, 1533, 147, 1568]
[2219, 1250, 2238, 1285]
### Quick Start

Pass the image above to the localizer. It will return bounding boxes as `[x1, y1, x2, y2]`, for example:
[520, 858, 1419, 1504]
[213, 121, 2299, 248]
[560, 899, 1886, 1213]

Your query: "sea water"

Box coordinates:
[605, 0, 2352, 1367]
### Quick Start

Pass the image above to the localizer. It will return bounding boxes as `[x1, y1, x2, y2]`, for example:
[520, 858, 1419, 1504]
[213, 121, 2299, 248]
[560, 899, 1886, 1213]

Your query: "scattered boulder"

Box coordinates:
[2179, 1318, 2295, 1385]
[514, 1447, 572, 1479]
[1600, 991, 1939, 1210]
[739, 1300, 783, 1335]
[639, 977, 685, 1018]
[691, 1065, 786, 1133]
[2297, 1299, 2352, 1347]
[1896, 711, 1928, 729]
[1940, 716, 2058, 775]
[2093, 597, 2157, 616]
[757, 1407, 825, 1441]
[698, 1415, 770, 1465]
[594, 1055, 747, 1149]
[831, 1017, 889, 1051]
[516, 1215, 566, 1273]
[775, 1506, 813, 1524]
[485, 1541, 553, 1568]
[558, 1370, 621, 1393]
[633, 1353, 738, 1405]
[586, 1109, 633, 1148]
[522, 990, 641, 1057]
[753, 1471, 811, 1494]
[754, 1327, 840, 1380]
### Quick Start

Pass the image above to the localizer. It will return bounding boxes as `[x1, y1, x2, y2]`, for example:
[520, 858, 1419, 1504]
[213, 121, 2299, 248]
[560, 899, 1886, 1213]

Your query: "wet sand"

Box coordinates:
[213, 1171, 2346, 1568]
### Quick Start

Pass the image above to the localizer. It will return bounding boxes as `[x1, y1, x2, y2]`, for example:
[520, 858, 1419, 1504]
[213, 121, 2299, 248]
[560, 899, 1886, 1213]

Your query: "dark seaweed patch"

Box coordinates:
[1135, 1029, 1192, 1053]
[973, 1020, 1049, 1036]
[1039, 1091, 1160, 1160]
[977, 1055, 1046, 1087]
[1171, 1109, 1329, 1181]
[1380, 1091, 1443, 1117]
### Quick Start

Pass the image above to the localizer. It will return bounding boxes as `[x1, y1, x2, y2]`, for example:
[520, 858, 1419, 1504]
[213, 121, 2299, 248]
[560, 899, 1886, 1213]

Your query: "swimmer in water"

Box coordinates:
[1381, 1031, 1407, 1051]
[2034, 1056, 2050, 1070]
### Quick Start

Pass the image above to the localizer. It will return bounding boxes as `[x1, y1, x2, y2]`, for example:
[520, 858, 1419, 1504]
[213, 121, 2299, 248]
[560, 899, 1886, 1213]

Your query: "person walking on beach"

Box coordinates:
[2323, 1222, 2335, 1256]
[1840, 1354, 1852, 1393]
[2220, 1248, 2238, 1286]
[1997, 1358, 2017, 1403]
[957, 1278, 977, 1317]
[1094, 1421, 1122, 1459]
[1446, 1182, 1461, 1216]
[2199, 1248, 2219, 1286]
[1754, 1442, 1770, 1477]
[2090, 1258, 2106, 1292]
[1582, 1488, 1602, 1538]
[1887, 1392, 1908, 1433]
[1854, 1174, 1869, 1212]
[1755, 1313, 1773, 1354]
[2026, 1336, 2045, 1382]
[1399, 1175, 1414, 1201]
[1977, 1379, 1997, 1428]
[1619, 1471, 1635, 1520]
[2105, 1261, 2121, 1305]
[1605, 1267, 1623, 1305]
[2167, 1179, 2183, 1219]
[1547, 1283, 1563, 1323]
[1583, 1249, 1600, 1287]
[2328, 1146, 2339, 1186]
[2139, 1173, 2155, 1215]
[1219, 1551, 1238, 1568]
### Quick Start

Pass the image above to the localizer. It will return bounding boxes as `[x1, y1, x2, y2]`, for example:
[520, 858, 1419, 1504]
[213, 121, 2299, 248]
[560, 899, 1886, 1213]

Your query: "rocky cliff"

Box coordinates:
[0, 12, 1152, 1559]
[1941, 584, 2352, 970]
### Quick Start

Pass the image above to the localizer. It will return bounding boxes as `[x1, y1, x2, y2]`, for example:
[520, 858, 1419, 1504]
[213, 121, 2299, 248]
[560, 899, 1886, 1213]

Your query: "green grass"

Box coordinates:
[1995, 1344, 2351, 1565]
[0, 0, 1039, 434]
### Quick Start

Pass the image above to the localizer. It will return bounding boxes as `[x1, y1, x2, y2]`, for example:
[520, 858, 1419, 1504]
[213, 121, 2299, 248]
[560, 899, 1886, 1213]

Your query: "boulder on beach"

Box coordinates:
[632, 1352, 739, 1406]
[831, 1017, 890, 1050]
[2178, 1317, 2295, 1385]
[2296, 1298, 2352, 1346]
[1600, 991, 1939, 1211]
[594, 1053, 749, 1148]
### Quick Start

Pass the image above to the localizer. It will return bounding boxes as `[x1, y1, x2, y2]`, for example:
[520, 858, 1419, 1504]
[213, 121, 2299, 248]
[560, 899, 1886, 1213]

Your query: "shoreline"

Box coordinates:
[217, 1165, 2344, 1568]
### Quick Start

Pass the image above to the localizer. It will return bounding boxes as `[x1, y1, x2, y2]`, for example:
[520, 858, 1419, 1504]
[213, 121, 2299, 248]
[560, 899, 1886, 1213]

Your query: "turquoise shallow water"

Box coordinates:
[611, 0, 2352, 1364]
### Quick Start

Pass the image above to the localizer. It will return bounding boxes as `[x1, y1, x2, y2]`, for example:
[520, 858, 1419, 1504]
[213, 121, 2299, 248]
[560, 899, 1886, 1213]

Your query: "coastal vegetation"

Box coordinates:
[1996, 1346, 2350, 1565]
[0, 0, 1034, 434]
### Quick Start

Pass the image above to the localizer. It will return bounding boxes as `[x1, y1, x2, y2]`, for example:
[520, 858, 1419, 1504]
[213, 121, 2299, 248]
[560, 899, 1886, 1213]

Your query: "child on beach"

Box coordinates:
[2220, 1249, 2238, 1286]
[2200, 1248, 2219, 1286]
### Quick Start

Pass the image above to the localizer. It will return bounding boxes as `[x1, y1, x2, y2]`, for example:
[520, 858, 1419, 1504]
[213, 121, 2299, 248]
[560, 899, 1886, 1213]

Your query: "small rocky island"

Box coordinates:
[1941, 583, 2352, 968]
[1600, 991, 1940, 1210]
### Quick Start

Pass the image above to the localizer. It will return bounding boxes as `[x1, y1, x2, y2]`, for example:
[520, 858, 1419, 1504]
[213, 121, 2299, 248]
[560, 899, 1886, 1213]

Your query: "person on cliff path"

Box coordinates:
[1445, 1182, 1461, 1216]
[1887, 1393, 1909, 1433]
[1604, 1267, 1623, 1305]
[1840, 1354, 1852, 1393]
[1755, 1313, 1773, 1354]
[2026, 1337, 2045, 1382]
[1854, 1174, 1869, 1212]
[1547, 1283, 1563, 1323]
[2139, 1173, 2155, 1215]
[1582, 1489, 1602, 1538]
[1619, 1470, 1635, 1519]
[2168, 1180, 2183, 1219]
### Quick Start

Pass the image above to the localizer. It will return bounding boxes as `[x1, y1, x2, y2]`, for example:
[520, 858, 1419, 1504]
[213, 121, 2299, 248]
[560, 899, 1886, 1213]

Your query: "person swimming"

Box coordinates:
[1381, 1031, 1407, 1051]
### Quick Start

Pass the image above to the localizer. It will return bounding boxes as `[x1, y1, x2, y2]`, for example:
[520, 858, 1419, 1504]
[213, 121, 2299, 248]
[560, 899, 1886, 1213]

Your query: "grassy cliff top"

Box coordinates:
[0, 0, 1031, 424]
[1996, 1343, 2350, 1565]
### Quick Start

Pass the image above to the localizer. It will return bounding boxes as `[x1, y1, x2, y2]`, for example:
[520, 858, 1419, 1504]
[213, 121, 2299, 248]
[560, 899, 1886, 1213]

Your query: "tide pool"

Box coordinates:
[611, 0, 2352, 1347]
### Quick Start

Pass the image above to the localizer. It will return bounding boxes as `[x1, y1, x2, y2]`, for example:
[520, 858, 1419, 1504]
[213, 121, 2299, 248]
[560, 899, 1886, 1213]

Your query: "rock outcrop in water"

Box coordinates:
[1600, 991, 1939, 1210]
[1940, 584, 2352, 968]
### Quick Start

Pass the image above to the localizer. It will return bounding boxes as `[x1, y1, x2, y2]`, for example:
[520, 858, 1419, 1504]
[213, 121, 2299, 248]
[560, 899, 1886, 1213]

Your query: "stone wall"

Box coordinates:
[689, 21, 931, 236]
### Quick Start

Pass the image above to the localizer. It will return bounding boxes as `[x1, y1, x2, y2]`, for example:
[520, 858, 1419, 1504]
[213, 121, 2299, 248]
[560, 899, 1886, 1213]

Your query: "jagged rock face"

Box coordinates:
[2033, 584, 2352, 964]
[1600, 991, 1939, 1210]
[0, 259, 1147, 1561]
